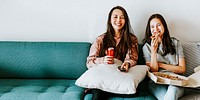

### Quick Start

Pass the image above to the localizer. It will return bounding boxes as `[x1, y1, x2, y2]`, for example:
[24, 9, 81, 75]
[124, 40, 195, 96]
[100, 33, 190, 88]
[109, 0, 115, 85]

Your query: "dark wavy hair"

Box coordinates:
[143, 14, 175, 56]
[99, 6, 135, 61]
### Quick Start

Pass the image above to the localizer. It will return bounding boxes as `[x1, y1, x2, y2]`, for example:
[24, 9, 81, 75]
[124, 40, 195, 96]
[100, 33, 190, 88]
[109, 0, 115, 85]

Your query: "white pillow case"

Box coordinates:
[75, 60, 149, 94]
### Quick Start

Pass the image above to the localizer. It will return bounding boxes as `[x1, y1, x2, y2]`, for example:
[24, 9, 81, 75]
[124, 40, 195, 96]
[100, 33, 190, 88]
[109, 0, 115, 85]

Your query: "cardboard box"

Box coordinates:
[148, 66, 200, 88]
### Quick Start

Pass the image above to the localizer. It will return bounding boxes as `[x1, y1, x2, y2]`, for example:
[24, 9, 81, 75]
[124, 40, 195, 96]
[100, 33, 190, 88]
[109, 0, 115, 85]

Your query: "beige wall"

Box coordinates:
[0, 0, 200, 43]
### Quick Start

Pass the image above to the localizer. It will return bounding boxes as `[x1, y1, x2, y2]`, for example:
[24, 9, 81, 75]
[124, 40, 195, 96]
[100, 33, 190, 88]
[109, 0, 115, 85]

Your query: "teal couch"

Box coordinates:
[0, 41, 156, 100]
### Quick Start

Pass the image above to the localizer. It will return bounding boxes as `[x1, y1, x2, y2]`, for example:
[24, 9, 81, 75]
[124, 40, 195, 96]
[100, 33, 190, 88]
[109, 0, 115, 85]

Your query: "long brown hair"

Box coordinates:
[143, 14, 175, 56]
[99, 6, 135, 61]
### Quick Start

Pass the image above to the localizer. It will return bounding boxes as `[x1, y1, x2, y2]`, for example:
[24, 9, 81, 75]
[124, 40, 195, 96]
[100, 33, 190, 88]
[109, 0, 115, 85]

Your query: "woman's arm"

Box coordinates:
[149, 52, 159, 72]
[146, 57, 186, 74]
[158, 57, 186, 74]
[122, 37, 138, 71]
[148, 36, 160, 72]
[86, 36, 104, 69]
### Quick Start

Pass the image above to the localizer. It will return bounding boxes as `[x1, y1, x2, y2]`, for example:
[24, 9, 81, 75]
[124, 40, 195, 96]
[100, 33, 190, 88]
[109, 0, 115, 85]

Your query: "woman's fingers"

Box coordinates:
[120, 62, 129, 72]
[151, 37, 158, 46]
[104, 56, 114, 64]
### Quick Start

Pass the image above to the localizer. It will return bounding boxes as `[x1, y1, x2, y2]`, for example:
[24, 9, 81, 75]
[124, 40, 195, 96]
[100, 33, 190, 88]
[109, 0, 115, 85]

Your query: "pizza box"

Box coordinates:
[148, 66, 200, 88]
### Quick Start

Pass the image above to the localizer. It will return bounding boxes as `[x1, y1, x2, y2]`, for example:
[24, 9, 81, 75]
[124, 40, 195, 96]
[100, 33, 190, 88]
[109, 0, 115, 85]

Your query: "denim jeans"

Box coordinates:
[147, 80, 184, 100]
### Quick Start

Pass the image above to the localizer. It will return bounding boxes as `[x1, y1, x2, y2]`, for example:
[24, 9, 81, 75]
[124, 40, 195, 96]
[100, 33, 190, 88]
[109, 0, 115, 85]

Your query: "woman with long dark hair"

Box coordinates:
[143, 14, 186, 100]
[86, 6, 138, 100]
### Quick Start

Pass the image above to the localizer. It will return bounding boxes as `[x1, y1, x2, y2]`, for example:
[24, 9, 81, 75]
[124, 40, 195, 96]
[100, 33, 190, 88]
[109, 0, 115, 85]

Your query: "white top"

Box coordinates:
[142, 38, 185, 72]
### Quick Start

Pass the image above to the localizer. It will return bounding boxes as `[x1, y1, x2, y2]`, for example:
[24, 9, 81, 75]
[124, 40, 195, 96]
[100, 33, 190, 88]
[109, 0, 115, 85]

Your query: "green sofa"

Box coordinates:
[0, 41, 156, 100]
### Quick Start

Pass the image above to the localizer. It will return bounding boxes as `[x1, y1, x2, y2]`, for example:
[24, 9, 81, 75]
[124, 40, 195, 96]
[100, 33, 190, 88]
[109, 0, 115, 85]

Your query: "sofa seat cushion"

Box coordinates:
[84, 94, 157, 100]
[179, 88, 200, 100]
[0, 79, 84, 100]
[84, 91, 156, 100]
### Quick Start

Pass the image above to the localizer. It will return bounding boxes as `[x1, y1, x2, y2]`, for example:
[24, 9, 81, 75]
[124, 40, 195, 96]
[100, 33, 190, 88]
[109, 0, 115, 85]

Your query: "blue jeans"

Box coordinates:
[147, 80, 184, 100]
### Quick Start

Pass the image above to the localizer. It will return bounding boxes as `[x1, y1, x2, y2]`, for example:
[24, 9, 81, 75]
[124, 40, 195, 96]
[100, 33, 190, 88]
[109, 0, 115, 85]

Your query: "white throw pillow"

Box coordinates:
[75, 59, 149, 94]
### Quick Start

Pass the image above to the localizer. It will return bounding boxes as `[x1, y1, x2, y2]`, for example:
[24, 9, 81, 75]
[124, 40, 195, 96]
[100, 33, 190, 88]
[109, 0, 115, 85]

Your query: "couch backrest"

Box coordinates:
[0, 41, 91, 79]
[137, 44, 146, 65]
[181, 42, 200, 76]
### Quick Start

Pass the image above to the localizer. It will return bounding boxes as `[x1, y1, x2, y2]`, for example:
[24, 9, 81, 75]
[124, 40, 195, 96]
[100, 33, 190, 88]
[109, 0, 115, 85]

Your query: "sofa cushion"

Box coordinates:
[0, 42, 91, 79]
[179, 94, 200, 100]
[137, 44, 146, 65]
[181, 42, 200, 76]
[0, 79, 84, 100]
[84, 94, 156, 100]
[179, 88, 200, 100]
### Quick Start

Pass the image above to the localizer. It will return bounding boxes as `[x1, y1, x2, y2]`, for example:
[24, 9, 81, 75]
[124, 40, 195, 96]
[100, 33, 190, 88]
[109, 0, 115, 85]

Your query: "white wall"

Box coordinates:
[0, 0, 200, 43]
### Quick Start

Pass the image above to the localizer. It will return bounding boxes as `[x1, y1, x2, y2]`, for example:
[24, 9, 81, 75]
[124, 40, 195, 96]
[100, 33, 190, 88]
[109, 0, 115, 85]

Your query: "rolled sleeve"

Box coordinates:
[124, 37, 138, 67]
[86, 35, 104, 69]
[142, 43, 151, 62]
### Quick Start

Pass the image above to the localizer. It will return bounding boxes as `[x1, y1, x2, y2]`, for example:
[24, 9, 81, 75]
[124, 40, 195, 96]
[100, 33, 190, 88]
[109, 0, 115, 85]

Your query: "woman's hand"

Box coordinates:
[119, 62, 130, 72]
[104, 56, 114, 64]
[150, 34, 161, 53]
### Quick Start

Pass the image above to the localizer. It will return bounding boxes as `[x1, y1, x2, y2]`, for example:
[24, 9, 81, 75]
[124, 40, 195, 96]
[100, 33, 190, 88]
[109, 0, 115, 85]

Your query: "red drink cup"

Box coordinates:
[107, 47, 114, 57]
[107, 47, 114, 64]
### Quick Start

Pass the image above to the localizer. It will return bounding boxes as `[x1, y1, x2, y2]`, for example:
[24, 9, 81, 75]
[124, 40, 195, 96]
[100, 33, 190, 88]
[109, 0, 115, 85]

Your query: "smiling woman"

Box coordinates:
[85, 6, 139, 100]
[110, 9, 125, 35]
[142, 14, 186, 100]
